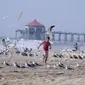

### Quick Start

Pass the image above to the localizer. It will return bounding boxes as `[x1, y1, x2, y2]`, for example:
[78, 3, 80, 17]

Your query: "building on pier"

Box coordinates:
[16, 19, 45, 40]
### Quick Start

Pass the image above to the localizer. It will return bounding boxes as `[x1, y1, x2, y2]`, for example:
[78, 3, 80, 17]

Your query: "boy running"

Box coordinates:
[38, 36, 51, 64]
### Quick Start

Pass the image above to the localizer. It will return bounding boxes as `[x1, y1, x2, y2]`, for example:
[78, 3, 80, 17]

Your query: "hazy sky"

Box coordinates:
[0, 0, 85, 37]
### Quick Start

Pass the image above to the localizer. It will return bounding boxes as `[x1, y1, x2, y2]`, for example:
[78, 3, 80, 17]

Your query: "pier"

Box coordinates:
[51, 31, 85, 42]
[16, 30, 85, 42]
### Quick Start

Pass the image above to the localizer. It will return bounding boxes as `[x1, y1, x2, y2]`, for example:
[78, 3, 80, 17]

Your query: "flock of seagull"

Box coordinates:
[46, 61, 80, 70]
[1, 60, 42, 69]
[0, 46, 38, 57]
[46, 50, 85, 70]
[52, 50, 85, 60]
[0, 44, 42, 69]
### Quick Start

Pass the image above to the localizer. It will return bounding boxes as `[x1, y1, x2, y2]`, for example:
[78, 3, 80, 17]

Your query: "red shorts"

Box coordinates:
[42, 49, 48, 56]
[43, 49, 48, 53]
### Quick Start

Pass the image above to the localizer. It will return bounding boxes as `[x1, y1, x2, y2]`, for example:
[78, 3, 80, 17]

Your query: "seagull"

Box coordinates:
[58, 62, 65, 68]
[35, 53, 38, 56]
[14, 62, 21, 68]
[73, 55, 78, 59]
[20, 65, 26, 68]
[24, 62, 29, 68]
[32, 61, 38, 66]
[78, 55, 83, 59]
[3, 61, 6, 65]
[33, 53, 38, 56]
[47, 65, 50, 68]
[25, 61, 35, 67]
[52, 52, 59, 58]
[21, 52, 28, 56]
[3, 61, 11, 66]
[48, 25, 55, 32]
[70, 55, 73, 58]
[53, 65, 56, 68]
[2, 16, 8, 20]
[65, 66, 73, 70]
[26, 62, 32, 67]
[53, 54, 57, 57]
[58, 54, 63, 58]
[30, 61, 36, 67]
[76, 63, 80, 67]
[12, 62, 17, 67]
[29, 53, 33, 57]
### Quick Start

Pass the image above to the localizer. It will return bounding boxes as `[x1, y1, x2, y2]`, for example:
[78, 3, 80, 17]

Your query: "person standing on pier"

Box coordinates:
[38, 36, 51, 64]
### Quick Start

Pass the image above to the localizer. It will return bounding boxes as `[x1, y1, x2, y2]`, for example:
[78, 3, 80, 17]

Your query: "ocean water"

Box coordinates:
[52, 41, 85, 50]
[0, 37, 85, 51]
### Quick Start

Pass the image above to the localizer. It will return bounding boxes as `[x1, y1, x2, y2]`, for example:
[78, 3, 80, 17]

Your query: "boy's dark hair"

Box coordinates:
[47, 36, 50, 40]
[2, 39, 5, 41]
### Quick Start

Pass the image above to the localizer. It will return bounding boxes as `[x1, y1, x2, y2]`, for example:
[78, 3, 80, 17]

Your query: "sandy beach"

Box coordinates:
[0, 50, 85, 85]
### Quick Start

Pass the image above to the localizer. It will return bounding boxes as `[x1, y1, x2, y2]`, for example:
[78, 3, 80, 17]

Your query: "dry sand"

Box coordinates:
[0, 50, 85, 85]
